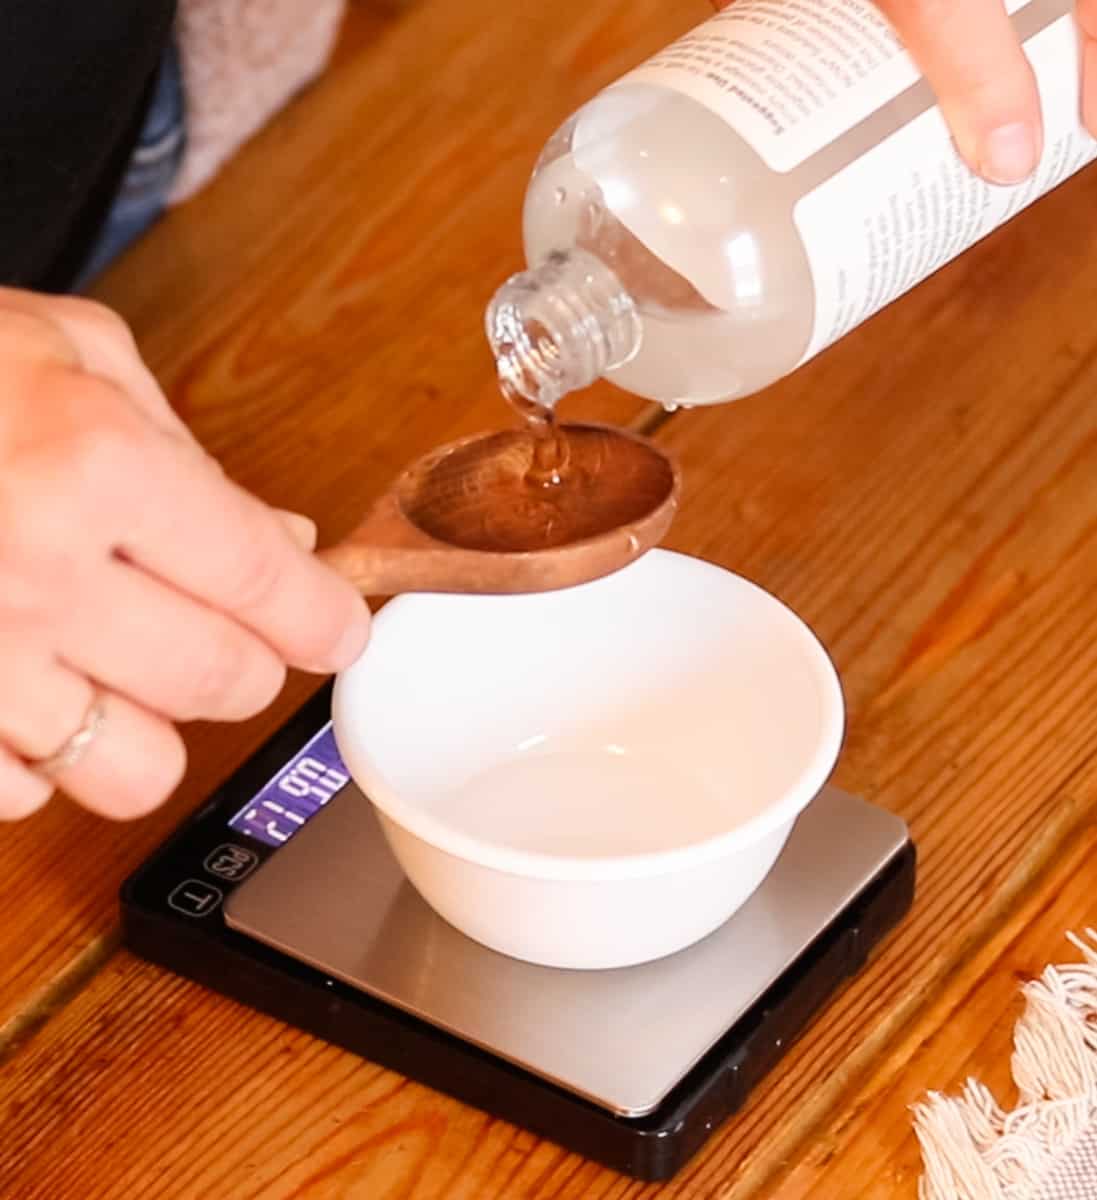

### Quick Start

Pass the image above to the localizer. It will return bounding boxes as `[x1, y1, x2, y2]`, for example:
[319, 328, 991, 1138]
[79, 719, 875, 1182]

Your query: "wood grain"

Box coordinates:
[762, 821, 1097, 1200]
[4, 141, 1097, 1196]
[0, 0, 675, 1042]
[4, 0, 1097, 1196]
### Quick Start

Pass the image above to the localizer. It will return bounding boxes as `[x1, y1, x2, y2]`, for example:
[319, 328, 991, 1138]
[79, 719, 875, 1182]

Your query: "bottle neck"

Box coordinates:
[485, 248, 641, 411]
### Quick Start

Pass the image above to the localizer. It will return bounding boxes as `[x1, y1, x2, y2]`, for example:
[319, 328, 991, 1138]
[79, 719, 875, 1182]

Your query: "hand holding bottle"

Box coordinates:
[713, 0, 1097, 184]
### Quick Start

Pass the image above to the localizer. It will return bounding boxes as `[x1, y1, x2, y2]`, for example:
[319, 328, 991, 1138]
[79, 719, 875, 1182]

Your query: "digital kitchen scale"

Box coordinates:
[121, 681, 915, 1181]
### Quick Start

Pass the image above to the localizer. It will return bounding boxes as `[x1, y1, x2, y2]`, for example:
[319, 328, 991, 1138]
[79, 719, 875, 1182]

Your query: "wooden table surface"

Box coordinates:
[3, 1, 1096, 1197]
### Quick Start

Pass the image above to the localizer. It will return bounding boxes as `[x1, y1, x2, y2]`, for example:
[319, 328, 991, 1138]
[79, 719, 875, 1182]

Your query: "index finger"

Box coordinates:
[79, 384, 370, 673]
[711, 0, 1042, 184]
[854, 0, 1041, 182]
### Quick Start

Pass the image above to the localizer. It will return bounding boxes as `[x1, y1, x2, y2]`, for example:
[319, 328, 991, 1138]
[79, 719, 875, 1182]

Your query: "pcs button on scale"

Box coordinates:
[203, 844, 259, 882]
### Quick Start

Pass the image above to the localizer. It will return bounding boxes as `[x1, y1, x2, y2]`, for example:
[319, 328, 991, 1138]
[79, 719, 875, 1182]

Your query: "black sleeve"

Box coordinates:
[0, 1, 177, 292]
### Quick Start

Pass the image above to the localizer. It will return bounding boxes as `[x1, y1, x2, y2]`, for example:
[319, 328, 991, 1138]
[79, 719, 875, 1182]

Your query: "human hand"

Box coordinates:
[0, 288, 370, 821]
[712, 0, 1097, 185]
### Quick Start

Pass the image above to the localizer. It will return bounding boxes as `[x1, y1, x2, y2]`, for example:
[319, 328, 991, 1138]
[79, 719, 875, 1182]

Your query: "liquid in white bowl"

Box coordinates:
[442, 743, 729, 857]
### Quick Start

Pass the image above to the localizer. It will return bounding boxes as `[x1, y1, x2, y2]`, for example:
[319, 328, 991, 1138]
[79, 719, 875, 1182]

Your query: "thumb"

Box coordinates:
[275, 510, 319, 552]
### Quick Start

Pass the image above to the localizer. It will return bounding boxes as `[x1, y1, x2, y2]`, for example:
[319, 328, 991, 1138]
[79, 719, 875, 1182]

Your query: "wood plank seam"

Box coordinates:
[0, 927, 120, 1065]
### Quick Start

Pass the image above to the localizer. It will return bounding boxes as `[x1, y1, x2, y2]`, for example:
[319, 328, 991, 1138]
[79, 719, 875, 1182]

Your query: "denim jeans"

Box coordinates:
[75, 42, 185, 290]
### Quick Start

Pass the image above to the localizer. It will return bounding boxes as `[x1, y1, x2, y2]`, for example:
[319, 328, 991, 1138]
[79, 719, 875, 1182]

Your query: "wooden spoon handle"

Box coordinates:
[316, 541, 434, 596]
[318, 492, 444, 596]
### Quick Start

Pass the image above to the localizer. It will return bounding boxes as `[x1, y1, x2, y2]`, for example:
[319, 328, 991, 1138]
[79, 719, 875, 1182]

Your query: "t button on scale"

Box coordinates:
[204, 844, 259, 882]
[168, 879, 223, 918]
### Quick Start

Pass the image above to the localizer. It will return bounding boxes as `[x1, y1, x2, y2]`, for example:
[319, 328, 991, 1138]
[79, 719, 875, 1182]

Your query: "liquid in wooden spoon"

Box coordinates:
[397, 414, 673, 554]
[515, 397, 571, 489]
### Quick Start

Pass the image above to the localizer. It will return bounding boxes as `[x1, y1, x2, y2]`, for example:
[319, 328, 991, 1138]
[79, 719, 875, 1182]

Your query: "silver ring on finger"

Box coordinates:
[28, 693, 107, 776]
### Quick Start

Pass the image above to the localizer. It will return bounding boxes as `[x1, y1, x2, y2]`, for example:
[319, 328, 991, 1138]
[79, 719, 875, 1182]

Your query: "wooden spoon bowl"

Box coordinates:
[320, 423, 679, 596]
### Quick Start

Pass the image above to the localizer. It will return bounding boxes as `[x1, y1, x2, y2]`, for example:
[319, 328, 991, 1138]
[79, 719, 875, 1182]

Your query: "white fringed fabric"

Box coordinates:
[914, 931, 1097, 1200]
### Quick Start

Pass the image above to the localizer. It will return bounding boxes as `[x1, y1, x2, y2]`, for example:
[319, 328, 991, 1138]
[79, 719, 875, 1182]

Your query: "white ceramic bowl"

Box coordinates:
[332, 549, 844, 970]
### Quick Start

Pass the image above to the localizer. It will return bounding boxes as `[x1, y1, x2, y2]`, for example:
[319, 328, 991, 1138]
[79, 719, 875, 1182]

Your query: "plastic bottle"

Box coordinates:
[486, 0, 1091, 411]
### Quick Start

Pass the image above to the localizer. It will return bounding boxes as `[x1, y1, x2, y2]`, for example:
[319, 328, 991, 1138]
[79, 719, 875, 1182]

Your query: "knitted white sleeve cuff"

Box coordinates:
[168, 0, 347, 205]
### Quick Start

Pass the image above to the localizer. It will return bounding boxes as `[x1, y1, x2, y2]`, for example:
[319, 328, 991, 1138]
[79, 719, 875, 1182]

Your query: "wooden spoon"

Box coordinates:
[319, 423, 679, 595]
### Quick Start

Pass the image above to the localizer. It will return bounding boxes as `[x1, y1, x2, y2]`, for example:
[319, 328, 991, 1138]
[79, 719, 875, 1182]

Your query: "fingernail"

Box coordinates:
[979, 123, 1038, 184]
[278, 510, 318, 552]
[327, 605, 371, 671]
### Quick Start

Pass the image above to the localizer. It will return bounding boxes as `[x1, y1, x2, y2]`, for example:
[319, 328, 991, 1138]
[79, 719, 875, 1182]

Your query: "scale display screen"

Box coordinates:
[227, 723, 350, 847]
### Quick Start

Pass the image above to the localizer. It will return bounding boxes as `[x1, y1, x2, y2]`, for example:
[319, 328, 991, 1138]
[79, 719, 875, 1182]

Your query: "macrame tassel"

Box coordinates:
[914, 930, 1097, 1200]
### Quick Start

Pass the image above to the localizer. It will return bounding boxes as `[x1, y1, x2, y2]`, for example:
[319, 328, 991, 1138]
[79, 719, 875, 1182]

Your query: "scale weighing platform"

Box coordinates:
[122, 681, 916, 1181]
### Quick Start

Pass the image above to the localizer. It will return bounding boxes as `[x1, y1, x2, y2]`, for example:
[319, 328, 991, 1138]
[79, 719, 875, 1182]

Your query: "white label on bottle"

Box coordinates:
[622, 0, 1032, 173]
[793, 15, 1096, 365]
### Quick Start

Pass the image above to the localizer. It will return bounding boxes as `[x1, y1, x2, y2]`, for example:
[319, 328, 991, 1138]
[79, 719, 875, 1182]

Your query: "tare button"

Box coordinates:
[168, 879, 223, 918]
[204, 843, 259, 881]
